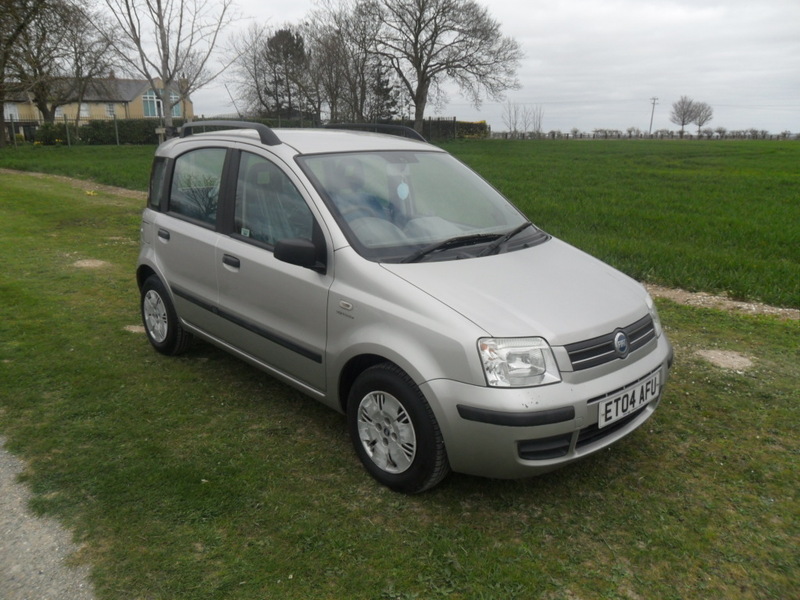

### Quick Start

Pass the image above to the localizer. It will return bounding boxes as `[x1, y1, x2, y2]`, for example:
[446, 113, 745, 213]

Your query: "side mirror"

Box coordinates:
[274, 238, 326, 273]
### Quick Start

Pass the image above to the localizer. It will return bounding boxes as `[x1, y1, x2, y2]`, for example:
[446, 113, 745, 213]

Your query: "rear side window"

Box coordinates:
[169, 148, 227, 225]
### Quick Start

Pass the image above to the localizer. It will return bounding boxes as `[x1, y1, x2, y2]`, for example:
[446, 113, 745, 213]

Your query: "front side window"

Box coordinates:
[298, 151, 541, 262]
[168, 148, 226, 225]
[234, 152, 313, 246]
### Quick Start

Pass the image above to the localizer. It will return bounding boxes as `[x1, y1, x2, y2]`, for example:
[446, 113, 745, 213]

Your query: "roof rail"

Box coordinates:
[180, 120, 281, 146]
[324, 123, 427, 143]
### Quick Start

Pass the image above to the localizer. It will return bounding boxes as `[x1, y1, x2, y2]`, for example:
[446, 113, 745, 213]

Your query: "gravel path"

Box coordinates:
[0, 437, 96, 600]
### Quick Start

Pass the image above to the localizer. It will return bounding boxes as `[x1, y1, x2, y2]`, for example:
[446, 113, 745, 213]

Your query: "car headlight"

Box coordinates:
[646, 295, 663, 337]
[478, 337, 561, 387]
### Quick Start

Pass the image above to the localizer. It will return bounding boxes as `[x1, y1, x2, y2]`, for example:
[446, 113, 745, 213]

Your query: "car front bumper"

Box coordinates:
[421, 336, 673, 479]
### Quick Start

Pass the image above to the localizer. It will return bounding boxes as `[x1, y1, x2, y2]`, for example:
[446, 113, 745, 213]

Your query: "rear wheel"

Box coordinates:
[347, 363, 450, 493]
[140, 275, 193, 355]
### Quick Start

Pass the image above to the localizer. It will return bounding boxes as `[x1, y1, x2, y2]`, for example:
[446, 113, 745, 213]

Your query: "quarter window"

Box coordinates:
[149, 157, 167, 210]
[168, 148, 226, 225]
[234, 152, 313, 246]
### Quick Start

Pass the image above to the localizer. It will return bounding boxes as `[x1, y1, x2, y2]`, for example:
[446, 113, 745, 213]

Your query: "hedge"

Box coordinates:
[27, 116, 489, 145]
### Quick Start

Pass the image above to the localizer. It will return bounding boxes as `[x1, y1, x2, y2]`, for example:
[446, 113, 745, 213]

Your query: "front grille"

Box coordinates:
[565, 314, 655, 371]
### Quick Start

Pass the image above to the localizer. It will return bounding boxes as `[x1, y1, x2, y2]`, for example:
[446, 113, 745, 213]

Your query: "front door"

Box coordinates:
[214, 150, 332, 394]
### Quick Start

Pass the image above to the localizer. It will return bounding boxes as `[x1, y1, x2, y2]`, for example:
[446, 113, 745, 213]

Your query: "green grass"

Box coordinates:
[3, 139, 799, 308]
[1, 164, 799, 598]
[0, 144, 154, 190]
[441, 139, 800, 309]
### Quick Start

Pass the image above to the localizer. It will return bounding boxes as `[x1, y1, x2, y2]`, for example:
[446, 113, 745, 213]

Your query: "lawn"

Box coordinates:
[0, 143, 798, 599]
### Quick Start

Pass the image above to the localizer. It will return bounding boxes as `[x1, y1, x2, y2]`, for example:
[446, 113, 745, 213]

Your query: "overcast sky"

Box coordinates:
[193, 0, 800, 134]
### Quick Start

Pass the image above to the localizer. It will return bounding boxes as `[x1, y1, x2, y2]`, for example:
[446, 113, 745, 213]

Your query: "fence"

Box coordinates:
[3, 114, 191, 146]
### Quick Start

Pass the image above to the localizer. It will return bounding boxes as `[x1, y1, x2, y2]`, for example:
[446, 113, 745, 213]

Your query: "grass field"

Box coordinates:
[440, 139, 799, 309]
[0, 143, 798, 599]
[2, 139, 798, 308]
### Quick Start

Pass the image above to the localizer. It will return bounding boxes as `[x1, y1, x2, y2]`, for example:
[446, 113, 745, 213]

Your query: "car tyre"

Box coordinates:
[347, 363, 450, 493]
[140, 275, 193, 355]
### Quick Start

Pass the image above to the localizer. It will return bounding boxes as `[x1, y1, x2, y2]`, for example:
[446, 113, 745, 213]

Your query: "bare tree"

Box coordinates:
[300, 20, 347, 121]
[230, 23, 270, 115]
[0, 0, 47, 146]
[365, 0, 522, 133]
[11, 0, 115, 126]
[100, 0, 235, 128]
[670, 95, 698, 138]
[304, 0, 399, 123]
[525, 104, 544, 138]
[9, 0, 72, 124]
[501, 101, 519, 138]
[693, 102, 713, 135]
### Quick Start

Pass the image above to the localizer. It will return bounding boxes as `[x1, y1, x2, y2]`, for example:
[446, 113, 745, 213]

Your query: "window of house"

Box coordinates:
[79, 103, 90, 118]
[55, 106, 64, 118]
[143, 90, 182, 118]
[3, 103, 19, 120]
[170, 92, 181, 118]
[168, 148, 226, 226]
[143, 89, 162, 118]
[106, 103, 115, 118]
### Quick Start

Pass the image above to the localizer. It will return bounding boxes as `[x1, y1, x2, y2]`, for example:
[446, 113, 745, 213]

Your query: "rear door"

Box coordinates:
[153, 145, 227, 331]
[214, 150, 333, 394]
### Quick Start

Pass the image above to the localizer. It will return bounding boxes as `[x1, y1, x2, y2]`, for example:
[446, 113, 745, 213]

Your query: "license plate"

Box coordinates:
[598, 373, 660, 428]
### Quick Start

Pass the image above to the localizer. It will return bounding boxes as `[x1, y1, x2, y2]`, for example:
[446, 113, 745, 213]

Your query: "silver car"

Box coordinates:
[137, 121, 673, 493]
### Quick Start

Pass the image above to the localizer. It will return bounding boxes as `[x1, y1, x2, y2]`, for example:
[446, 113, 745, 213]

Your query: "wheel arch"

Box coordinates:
[136, 264, 157, 291]
[337, 353, 392, 413]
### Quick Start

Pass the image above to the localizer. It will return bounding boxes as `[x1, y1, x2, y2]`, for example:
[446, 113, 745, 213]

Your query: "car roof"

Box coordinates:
[162, 126, 443, 157]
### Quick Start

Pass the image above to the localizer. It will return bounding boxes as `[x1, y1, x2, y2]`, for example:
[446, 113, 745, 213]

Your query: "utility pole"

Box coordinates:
[649, 97, 658, 135]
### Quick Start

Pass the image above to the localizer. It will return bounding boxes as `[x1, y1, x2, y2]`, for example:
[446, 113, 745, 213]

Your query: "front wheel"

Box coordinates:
[347, 363, 450, 493]
[140, 275, 193, 355]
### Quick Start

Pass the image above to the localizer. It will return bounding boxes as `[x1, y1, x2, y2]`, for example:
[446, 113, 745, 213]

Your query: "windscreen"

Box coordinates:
[298, 150, 543, 262]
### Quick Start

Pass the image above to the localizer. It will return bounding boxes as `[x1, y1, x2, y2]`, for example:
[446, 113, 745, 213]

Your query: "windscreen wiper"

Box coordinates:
[477, 222, 534, 257]
[402, 233, 500, 263]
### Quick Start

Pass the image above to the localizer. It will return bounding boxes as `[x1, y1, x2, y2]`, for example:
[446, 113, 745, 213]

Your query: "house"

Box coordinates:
[3, 76, 194, 125]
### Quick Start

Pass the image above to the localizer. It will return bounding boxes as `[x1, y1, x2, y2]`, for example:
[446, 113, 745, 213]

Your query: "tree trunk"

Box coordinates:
[412, 80, 429, 133]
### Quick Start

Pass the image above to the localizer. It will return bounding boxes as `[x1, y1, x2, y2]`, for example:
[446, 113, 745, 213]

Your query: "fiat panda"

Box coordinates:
[137, 121, 673, 493]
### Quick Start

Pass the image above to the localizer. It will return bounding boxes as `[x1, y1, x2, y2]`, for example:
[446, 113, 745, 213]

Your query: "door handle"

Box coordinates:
[222, 254, 240, 269]
[157, 228, 170, 241]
